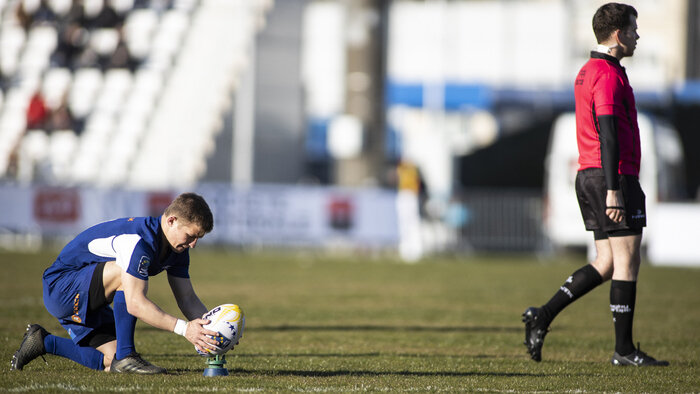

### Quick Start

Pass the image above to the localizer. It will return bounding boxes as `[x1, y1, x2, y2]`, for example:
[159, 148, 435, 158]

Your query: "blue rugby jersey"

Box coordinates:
[44, 216, 190, 282]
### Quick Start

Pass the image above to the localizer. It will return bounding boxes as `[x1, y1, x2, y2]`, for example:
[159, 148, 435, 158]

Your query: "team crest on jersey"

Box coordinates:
[138, 256, 151, 277]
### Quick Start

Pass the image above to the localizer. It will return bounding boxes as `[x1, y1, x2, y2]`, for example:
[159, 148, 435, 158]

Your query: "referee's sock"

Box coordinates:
[610, 280, 636, 356]
[113, 290, 137, 360]
[539, 264, 603, 327]
[44, 335, 104, 370]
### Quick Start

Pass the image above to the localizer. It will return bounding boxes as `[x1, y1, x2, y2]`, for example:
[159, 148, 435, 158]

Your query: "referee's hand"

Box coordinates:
[605, 189, 624, 223]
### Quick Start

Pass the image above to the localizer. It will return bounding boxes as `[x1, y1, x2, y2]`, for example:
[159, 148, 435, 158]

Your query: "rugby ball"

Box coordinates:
[196, 304, 245, 356]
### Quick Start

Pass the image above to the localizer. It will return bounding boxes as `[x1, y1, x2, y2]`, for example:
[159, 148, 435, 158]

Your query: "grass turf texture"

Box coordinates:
[1, 249, 698, 393]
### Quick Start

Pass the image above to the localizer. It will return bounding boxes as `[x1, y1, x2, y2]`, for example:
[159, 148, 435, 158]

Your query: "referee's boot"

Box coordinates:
[611, 343, 669, 366]
[10, 324, 50, 371]
[522, 307, 549, 362]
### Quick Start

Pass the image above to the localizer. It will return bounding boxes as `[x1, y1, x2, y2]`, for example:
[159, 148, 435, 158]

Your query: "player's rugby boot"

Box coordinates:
[111, 352, 167, 374]
[522, 307, 549, 362]
[611, 343, 669, 366]
[10, 324, 50, 370]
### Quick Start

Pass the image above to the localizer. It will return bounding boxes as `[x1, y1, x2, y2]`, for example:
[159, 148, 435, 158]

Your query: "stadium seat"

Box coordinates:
[123, 8, 158, 60]
[0, 0, 273, 187]
[0, 26, 25, 77]
[17, 129, 49, 183]
[95, 68, 132, 113]
[89, 28, 120, 57]
[0, 107, 28, 152]
[41, 67, 72, 110]
[48, 129, 78, 182]
[69, 68, 103, 119]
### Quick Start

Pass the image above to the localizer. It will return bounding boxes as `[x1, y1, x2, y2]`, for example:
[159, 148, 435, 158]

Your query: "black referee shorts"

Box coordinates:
[575, 168, 646, 238]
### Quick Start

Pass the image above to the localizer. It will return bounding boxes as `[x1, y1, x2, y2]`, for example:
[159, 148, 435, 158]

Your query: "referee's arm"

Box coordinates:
[598, 114, 624, 223]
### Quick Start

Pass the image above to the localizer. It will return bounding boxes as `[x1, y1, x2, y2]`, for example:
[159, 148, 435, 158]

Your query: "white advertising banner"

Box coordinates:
[0, 184, 401, 249]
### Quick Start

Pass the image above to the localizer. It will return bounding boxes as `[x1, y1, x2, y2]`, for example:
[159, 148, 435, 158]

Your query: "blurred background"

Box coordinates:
[0, 0, 698, 265]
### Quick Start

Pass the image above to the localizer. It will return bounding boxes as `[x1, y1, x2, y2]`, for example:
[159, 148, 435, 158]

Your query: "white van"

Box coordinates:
[543, 112, 686, 253]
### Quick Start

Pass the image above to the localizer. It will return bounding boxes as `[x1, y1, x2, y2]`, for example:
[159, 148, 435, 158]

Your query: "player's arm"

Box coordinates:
[120, 270, 218, 352]
[167, 274, 208, 320]
[597, 114, 624, 223]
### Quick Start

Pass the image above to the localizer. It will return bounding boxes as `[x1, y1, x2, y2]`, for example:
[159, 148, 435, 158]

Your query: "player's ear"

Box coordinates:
[166, 215, 177, 227]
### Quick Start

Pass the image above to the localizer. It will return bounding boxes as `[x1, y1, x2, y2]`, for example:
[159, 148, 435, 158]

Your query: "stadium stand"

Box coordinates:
[0, 0, 272, 188]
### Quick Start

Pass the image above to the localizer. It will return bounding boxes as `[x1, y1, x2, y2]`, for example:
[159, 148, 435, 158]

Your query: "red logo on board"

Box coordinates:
[33, 189, 80, 222]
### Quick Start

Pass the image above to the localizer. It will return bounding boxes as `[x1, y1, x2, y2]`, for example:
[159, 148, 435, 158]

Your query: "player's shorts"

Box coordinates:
[575, 168, 646, 235]
[43, 262, 115, 346]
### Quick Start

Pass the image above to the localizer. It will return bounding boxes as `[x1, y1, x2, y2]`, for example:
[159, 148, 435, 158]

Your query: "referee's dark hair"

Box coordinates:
[592, 3, 638, 44]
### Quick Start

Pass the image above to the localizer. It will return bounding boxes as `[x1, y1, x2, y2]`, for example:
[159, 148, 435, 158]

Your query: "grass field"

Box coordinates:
[1, 248, 699, 392]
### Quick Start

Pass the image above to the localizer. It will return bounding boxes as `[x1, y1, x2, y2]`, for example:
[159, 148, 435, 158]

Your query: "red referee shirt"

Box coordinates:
[574, 51, 641, 177]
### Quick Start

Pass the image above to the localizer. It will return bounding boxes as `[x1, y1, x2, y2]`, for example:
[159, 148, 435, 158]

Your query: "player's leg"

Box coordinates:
[112, 290, 137, 359]
[607, 231, 668, 366]
[100, 261, 137, 359]
[12, 263, 112, 371]
[11, 323, 105, 371]
[102, 261, 166, 374]
[41, 326, 113, 371]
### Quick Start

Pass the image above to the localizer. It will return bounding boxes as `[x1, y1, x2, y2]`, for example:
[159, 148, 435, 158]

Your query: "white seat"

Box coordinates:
[69, 68, 103, 118]
[48, 0, 74, 17]
[111, 0, 134, 14]
[83, 110, 115, 137]
[90, 28, 120, 57]
[124, 9, 158, 59]
[0, 108, 28, 150]
[26, 26, 58, 54]
[17, 129, 50, 182]
[95, 68, 132, 113]
[103, 68, 133, 93]
[160, 9, 189, 37]
[48, 130, 78, 182]
[173, 0, 197, 12]
[41, 68, 72, 110]
[83, 0, 104, 19]
[0, 26, 26, 77]
[20, 129, 50, 161]
[135, 67, 164, 91]
[0, 26, 26, 52]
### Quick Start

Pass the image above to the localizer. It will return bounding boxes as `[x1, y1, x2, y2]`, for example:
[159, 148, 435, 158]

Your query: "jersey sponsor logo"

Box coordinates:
[138, 256, 151, 277]
[71, 293, 82, 323]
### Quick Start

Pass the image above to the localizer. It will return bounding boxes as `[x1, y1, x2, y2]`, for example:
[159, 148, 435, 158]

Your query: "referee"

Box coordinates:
[522, 3, 668, 366]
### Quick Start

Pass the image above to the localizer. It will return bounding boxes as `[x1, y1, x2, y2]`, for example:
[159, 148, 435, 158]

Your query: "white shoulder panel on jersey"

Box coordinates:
[108, 234, 144, 272]
[88, 236, 117, 258]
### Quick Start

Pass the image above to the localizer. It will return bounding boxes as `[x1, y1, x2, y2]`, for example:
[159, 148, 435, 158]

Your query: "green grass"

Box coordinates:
[1, 248, 698, 392]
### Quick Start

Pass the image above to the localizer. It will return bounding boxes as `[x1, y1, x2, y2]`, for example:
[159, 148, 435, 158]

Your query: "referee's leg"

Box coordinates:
[609, 234, 642, 281]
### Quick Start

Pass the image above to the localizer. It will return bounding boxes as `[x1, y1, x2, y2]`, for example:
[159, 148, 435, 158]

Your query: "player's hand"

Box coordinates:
[605, 189, 624, 223]
[185, 318, 220, 353]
